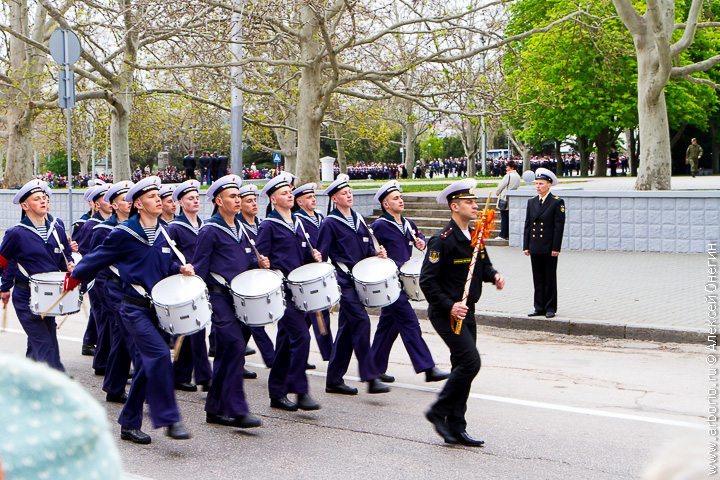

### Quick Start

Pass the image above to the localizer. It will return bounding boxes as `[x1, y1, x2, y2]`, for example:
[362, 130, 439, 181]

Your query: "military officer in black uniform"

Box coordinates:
[420, 179, 505, 447]
[523, 167, 565, 319]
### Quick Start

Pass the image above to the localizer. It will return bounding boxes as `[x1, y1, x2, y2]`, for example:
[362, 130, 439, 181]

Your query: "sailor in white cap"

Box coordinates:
[370, 180, 449, 384]
[523, 167, 565, 319]
[67, 175, 195, 444]
[0, 179, 74, 372]
[190, 174, 266, 429]
[256, 175, 322, 411]
[293, 182, 334, 362]
[420, 178, 505, 447]
[167, 180, 213, 392]
[317, 174, 391, 395]
[159, 185, 176, 224]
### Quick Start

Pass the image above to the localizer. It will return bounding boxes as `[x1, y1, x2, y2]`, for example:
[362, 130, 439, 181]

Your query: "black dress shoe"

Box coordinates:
[206, 412, 237, 426]
[424, 367, 450, 382]
[106, 392, 128, 404]
[270, 395, 298, 411]
[325, 382, 358, 395]
[379, 373, 395, 383]
[200, 381, 212, 392]
[234, 413, 262, 428]
[243, 368, 258, 379]
[305, 363, 316, 370]
[367, 378, 390, 394]
[81, 344, 96, 356]
[166, 421, 191, 440]
[175, 382, 198, 392]
[297, 393, 321, 411]
[244, 345, 257, 356]
[455, 431, 485, 447]
[545, 312, 556, 318]
[424, 410, 457, 444]
[120, 427, 151, 445]
[527, 311, 545, 317]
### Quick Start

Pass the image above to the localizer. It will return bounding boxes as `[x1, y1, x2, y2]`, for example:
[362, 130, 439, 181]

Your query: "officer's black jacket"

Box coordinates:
[420, 218, 498, 318]
[522, 194, 565, 254]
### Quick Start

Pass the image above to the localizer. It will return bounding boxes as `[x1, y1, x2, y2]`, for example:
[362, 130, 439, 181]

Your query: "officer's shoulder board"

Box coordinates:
[439, 227, 453, 239]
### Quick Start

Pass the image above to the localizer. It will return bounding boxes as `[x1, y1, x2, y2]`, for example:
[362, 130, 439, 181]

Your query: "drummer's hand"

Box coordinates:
[1, 292, 10, 307]
[258, 255, 271, 269]
[66, 261, 75, 273]
[179, 264, 195, 276]
[376, 246, 387, 259]
[451, 302, 468, 320]
[312, 249, 322, 263]
[63, 273, 81, 292]
[494, 273, 505, 290]
[69, 240, 79, 253]
[414, 237, 426, 251]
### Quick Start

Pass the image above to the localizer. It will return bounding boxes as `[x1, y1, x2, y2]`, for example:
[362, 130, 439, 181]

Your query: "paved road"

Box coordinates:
[0, 306, 706, 479]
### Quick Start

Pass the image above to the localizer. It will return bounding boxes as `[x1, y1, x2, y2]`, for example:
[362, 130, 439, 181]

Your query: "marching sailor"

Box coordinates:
[159, 185, 176, 225]
[66, 176, 193, 444]
[0, 179, 74, 372]
[167, 180, 213, 392]
[191, 175, 266, 429]
[256, 175, 322, 412]
[317, 174, 390, 395]
[370, 180, 449, 383]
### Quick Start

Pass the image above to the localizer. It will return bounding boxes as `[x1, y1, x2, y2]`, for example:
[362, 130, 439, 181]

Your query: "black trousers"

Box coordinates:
[428, 307, 480, 434]
[530, 254, 558, 313]
[499, 209, 509, 239]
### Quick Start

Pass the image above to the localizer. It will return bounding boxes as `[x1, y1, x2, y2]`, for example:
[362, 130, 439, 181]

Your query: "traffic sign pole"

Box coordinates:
[64, 31, 73, 221]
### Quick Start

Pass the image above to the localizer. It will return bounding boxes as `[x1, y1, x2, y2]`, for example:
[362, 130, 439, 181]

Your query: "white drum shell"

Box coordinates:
[29, 272, 82, 316]
[286, 263, 340, 312]
[351, 257, 402, 308]
[230, 269, 285, 326]
[151, 275, 212, 336]
[399, 257, 425, 302]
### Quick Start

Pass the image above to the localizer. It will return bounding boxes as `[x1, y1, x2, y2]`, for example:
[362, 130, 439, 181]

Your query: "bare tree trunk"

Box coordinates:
[625, 128, 639, 176]
[634, 77, 672, 189]
[577, 135, 592, 176]
[78, 149, 90, 176]
[460, 117, 478, 177]
[554, 139, 564, 176]
[404, 122, 417, 175]
[594, 127, 612, 177]
[110, 101, 132, 180]
[333, 125, 347, 174]
[274, 112, 298, 175]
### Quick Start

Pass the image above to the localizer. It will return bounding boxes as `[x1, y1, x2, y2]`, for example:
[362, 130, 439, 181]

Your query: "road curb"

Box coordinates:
[367, 306, 710, 344]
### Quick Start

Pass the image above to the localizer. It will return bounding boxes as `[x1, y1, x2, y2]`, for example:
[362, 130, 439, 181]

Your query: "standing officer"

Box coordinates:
[182, 152, 196, 180]
[66, 176, 194, 444]
[420, 178, 505, 447]
[293, 183, 334, 362]
[191, 174, 266, 429]
[317, 174, 390, 395]
[0, 179, 74, 372]
[199, 152, 211, 185]
[370, 180, 449, 384]
[167, 180, 213, 392]
[523, 167, 565, 319]
[256, 175, 322, 411]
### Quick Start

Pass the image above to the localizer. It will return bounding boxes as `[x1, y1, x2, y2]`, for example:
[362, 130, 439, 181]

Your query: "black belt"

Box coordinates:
[123, 295, 152, 309]
[14, 278, 29, 290]
[207, 284, 229, 295]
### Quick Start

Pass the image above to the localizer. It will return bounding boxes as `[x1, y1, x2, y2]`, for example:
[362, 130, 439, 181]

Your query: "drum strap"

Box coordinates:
[16, 263, 29, 279]
[157, 226, 187, 265]
[356, 215, 381, 252]
[335, 262, 352, 279]
[50, 229, 71, 271]
[237, 222, 262, 260]
[296, 219, 315, 250]
[209, 272, 229, 288]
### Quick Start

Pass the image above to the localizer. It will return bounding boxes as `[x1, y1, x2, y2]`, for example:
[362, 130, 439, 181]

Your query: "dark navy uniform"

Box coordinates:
[84, 211, 112, 374]
[72, 210, 97, 349]
[420, 219, 498, 435]
[523, 194, 565, 315]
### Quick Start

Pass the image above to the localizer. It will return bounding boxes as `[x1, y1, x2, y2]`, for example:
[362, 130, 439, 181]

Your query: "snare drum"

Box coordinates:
[351, 257, 401, 308]
[287, 262, 340, 312]
[399, 256, 425, 301]
[29, 271, 82, 316]
[151, 275, 212, 336]
[230, 269, 285, 326]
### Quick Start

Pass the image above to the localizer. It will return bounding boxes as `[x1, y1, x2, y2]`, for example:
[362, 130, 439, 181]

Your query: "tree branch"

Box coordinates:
[671, 54, 720, 76]
[671, 0, 704, 57]
[610, 0, 643, 35]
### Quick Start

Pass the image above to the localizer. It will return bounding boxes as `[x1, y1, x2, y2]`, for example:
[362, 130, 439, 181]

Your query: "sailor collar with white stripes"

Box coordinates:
[296, 209, 323, 227]
[378, 212, 408, 235]
[263, 209, 298, 233]
[17, 214, 56, 243]
[204, 213, 244, 242]
[239, 215, 261, 235]
[115, 214, 162, 246]
[327, 208, 361, 232]
[170, 213, 203, 235]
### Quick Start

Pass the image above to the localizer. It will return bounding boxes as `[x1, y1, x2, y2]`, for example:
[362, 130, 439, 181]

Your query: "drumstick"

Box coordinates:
[2, 304, 7, 332]
[40, 290, 69, 319]
[57, 313, 72, 329]
[173, 335, 185, 363]
[315, 311, 328, 336]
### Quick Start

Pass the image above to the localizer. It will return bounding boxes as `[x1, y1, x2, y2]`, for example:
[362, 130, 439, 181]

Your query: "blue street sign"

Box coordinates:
[273, 153, 282, 163]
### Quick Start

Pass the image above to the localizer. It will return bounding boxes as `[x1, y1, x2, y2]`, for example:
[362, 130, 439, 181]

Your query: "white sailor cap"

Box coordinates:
[104, 181, 134, 203]
[207, 174, 242, 203]
[280, 171, 297, 186]
[436, 178, 478, 205]
[534, 167, 558, 186]
[172, 180, 200, 202]
[293, 182, 317, 199]
[88, 179, 105, 187]
[83, 185, 100, 203]
[237, 183, 259, 198]
[159, 184, 175, 199]
[260, 175, 293, 198]
[322, 174, 350, 197]
[13, 179, 51, 204]
[87, 183, 111, 203]
[124, 176, 161, 202]
[373, 180, 402, 204]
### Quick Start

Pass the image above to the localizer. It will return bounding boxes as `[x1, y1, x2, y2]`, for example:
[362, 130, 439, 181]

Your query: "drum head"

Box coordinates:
[151, 275, 205, 304]
[400, 256, 423, 275]
[287, 262, 334, 283]
[352, 257, 397, 282]
[31, 271, 66, 282]
[231, 269, 283, 296]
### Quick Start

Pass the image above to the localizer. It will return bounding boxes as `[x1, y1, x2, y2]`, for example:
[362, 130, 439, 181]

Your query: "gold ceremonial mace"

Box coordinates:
[450, 193, 493, 335]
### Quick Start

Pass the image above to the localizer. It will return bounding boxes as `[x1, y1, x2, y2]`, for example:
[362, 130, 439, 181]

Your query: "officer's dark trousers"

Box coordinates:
[119, 302, 180, 429]
[530, 254, 558, 313]
[246, 326, 275, 367]
[428, 306, 480, 434]
[89, 286, 110, 372]
[102, 279, 133, 397]
[306, 309, 333, 361]
[372, 291, 434, 374]
[174, 327, 212, 386]
[14, 286, 65, 372]
[268, 300, 310, 399]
